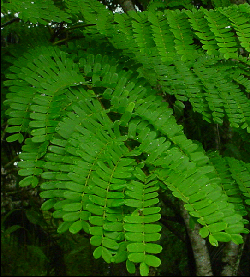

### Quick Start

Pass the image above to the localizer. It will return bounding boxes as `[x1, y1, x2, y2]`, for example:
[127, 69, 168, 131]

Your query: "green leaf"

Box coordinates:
[199, 227, 209, 238]
[144, 254, 161, 267]
[144, 198, 159, 207]
[140, 262, 149, 276]
[6, 126, 22, 133]
[19, 168, 43, 176]
[143, 207, 161, 215]
[54, 199, 72, 210]
[41, 199, 56, 211]
[223, 215, 242, 224]
[114, 242, 128, 263]
[82, 221, 90, 233]
[127, 243, 145, 252]
[143, 214, 161, 223]
[124, 224, 144, 233]
[208, 222, 227, 233]
[208, 235, 218, 247]
[144, 233, 161, 242]
[125, 232, 161, 242]
[145, 243, 162, 254]
[89, 195, 106, 206]
[90, 235, 102, 246]
[40, 190, 54, 199]
[103, 222, 123, 232]
[6, 133, 24, 143]
[89, 216, 104, 226]
[102, 247, 113, 263]
[93, 246, 102, 259]
[90, 227, 103, 236]
[144, 224, 161, 233]
[69, 220, 83, 234]
[212, 232, 231, 242]
[19, 176, 38, 187]
[64, 191, 82, 201]
[107, 198, 125, 207]
[124, 199, 143, 207]
[103, 237, 119, 250]
[57, 221, 72, 233]
[125, 232, 144, 241]
[128, 253, 144, 263]
[225, 224, 245, 234]
[63, 212, 80, 222]
[126, 259, 136, 274]
[124, 215, 144, 223]
[86, 203, 104, 215]
[53, 210, 68, 218]
[63, 203, 82, 212]
[230, 234, 244, 245]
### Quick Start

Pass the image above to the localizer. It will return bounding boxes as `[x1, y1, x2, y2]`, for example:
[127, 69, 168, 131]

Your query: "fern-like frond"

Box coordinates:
[226, 156, 250, 206]
[1, 0, 71, 25]
[208, 151, 248, 215]
[185, 9, 219, 55]
[79, 1, 250, 135]
[4, 46, 86, 143]
[3, 40, 249, 275]
[219, 3, 250, 53]
[203, 8, 239, 59]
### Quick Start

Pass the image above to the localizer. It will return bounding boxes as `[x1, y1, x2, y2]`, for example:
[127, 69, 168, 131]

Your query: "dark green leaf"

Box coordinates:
[102, 247, 113, 263]
[89, 216, 104, 226]
[41, 199, 56, 211]
[57, 221, 72, 233]
[69, 220, 83, 234]
[86, 203, 104, 215]
[90, 235, 102, 246]
[63, 212, 80, 222]
[102, 237, 119, 250]
[126, 259, 136, 274]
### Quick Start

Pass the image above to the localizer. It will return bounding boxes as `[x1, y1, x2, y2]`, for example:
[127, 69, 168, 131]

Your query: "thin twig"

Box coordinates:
[1, 17, 20, 28]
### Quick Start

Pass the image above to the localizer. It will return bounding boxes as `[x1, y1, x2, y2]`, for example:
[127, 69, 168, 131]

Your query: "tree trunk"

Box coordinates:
[118, 0, 136, 12]
[220, 234, 247, 276]
[180, 201, 214, 276]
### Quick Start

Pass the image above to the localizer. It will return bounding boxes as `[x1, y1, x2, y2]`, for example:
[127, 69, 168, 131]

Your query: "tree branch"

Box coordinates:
[180, 201, 214, 276]
[220, 233, 248, 276]
[1, 17, 20, 28]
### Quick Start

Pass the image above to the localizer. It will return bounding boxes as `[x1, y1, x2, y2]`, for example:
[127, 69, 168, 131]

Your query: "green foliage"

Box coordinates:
[2, 0, 250, 275]
[1, 0, 71, 24]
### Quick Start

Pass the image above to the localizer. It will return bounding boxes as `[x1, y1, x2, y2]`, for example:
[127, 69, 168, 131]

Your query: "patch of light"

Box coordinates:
[114, 6, 124, 13]
[225, 26, 231, 29]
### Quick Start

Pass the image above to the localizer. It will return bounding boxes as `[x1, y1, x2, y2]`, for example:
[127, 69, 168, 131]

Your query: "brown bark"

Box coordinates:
[180, 201, 214, 276]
